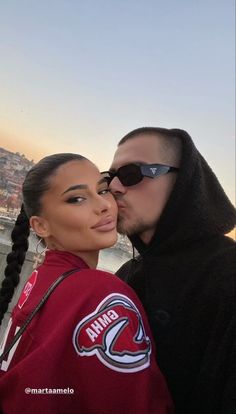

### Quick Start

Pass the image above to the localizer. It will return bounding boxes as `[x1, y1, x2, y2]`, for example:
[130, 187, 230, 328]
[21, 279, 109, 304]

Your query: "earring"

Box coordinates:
[33, 238, 48, 269]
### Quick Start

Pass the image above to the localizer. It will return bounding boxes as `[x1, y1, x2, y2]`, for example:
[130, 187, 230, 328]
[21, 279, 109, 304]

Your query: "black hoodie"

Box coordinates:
[116, 129, 236, 414]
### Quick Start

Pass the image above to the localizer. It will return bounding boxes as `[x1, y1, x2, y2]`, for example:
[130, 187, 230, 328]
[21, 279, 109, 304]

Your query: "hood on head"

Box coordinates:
[129, 129, 235, 255]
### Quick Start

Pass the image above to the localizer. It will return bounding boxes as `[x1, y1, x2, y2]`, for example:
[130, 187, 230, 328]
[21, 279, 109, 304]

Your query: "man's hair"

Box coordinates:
[118, 127, 182, 166]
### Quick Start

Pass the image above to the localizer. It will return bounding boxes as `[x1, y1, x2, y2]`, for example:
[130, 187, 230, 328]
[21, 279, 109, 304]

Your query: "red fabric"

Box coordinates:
[0, 250, 173, 413]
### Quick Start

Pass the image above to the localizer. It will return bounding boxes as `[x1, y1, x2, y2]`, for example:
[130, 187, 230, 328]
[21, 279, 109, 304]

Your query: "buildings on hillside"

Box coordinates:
[0, 147, 34, 215]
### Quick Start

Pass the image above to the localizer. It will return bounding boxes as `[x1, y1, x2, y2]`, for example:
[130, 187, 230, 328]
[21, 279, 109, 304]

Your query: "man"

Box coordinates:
[106, 127, 236, 414]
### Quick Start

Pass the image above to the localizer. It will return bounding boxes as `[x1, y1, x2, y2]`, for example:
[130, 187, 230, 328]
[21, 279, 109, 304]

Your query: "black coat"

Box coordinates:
[116, 129, 236, 414]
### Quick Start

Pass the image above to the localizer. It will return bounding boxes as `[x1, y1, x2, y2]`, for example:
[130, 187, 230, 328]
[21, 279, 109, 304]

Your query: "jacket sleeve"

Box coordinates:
[221, 310, 236, 413]
[187, 247, 236, 414]
[213, 246, 236, 413]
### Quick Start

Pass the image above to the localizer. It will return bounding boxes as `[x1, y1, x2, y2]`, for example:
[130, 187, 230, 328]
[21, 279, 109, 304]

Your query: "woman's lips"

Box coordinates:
[91, 218, 116, 232]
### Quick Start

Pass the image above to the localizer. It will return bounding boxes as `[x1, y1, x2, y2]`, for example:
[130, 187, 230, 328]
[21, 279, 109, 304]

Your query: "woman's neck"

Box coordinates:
[45, 240, 99, 268]
[73, 250, 99, 268]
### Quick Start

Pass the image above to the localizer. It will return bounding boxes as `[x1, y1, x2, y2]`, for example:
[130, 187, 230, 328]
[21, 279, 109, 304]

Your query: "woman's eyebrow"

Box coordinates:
[61, 184, 87, 195]
[61, 178, 107, 195]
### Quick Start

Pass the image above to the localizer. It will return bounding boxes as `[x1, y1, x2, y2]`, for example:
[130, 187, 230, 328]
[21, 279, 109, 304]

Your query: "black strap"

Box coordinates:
[0, 268, 80, 364]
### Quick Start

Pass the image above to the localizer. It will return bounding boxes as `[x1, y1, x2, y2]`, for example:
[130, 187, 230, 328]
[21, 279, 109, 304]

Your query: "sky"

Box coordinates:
[0, 0, 235, 205]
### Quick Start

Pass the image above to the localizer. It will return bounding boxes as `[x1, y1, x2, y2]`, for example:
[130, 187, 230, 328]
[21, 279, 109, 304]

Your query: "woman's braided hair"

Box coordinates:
[0, 153, 86, 325]
[0, 205, 29, 324]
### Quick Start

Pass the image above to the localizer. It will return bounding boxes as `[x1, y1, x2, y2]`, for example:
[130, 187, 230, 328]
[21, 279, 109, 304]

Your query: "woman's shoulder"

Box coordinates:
[40, 266, 150, 341]
[62, 267, 132, 295]
[55, 267, 145, 319]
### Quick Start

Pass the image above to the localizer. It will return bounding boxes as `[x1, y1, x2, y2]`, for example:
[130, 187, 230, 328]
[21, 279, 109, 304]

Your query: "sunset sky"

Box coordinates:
[0, 0, 235, 205]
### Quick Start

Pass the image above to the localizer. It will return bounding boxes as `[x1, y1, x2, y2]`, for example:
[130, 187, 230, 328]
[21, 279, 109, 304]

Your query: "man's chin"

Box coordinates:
[117, 218, 154, 240]
[117, 215, 147, 236]
[117, 222, 128, 235]
[117, 227, 127, 235]
[117, 221, 135, 237]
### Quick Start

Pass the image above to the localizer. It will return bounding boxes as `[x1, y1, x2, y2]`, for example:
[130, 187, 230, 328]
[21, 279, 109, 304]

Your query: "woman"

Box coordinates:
[0, 153, 173, 413]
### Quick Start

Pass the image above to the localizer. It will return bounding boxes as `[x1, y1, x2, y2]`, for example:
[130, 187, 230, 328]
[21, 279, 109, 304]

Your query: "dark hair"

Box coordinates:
[0, 153, 86, 325]
[118, 127, 176, 145]
[119, 127, 182, 166]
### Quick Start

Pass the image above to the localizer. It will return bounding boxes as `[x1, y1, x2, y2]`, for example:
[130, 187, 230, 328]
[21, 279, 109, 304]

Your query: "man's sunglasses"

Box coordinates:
[102, 163, 179, 187]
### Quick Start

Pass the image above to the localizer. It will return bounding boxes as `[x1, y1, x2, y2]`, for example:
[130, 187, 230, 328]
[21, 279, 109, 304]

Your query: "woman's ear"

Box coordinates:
[30, 216, 51, 238]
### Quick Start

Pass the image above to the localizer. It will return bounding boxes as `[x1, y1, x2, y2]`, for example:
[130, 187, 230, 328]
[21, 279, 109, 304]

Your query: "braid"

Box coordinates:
[0, 205, 30, 325]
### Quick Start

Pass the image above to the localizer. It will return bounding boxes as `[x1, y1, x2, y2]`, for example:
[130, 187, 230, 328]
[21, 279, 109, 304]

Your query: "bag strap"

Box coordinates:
[0, 268, 80, 364]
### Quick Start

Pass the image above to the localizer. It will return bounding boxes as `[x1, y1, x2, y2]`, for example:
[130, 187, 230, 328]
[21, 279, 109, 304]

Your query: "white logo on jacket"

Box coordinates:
[73, 293, 151, 373]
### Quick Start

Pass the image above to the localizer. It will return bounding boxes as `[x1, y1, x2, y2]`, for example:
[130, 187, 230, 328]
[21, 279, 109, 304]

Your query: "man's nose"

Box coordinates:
[109, 176, 126, 194]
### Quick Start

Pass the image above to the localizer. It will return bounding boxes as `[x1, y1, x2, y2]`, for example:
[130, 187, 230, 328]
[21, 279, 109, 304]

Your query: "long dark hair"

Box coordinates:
[0, 153, 86, 325]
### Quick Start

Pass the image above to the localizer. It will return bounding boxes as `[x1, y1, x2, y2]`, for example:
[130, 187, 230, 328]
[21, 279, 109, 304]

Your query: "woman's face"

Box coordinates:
[31, 159, 118, 255]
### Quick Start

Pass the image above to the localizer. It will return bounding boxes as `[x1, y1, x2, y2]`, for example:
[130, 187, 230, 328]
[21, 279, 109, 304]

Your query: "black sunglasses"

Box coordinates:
[102, 163, 179, 187]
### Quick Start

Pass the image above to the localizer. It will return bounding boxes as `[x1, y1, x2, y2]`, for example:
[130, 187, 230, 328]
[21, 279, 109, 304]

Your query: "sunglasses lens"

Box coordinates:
[118, 164, 143, 186]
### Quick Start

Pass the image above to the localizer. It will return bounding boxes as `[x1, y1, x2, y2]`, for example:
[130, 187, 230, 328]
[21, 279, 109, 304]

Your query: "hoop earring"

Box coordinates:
[33, 238, 48, 269]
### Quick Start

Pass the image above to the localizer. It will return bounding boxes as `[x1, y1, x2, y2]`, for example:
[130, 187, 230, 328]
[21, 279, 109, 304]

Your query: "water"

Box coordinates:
[98, 247, 131, 273]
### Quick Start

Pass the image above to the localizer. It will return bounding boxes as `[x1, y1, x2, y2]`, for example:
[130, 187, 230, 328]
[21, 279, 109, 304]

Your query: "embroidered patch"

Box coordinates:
[18, 270, 38, 309]
[73, 293, 151, 373]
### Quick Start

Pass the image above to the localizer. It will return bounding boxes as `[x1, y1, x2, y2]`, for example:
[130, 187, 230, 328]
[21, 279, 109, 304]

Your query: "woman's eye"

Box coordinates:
[66, 196, 85, 204]
[99, 188, 111, 195]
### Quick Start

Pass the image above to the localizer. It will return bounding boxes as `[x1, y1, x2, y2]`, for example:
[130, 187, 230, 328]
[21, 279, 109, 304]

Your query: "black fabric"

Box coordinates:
[116, 129, 236, 414]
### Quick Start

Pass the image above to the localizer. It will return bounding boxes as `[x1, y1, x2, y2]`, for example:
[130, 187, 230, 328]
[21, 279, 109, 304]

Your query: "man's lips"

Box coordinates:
[91, 218, 116, 231]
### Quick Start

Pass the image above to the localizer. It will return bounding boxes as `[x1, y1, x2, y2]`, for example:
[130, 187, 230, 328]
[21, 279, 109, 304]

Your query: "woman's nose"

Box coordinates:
[94, 193, 111, 213]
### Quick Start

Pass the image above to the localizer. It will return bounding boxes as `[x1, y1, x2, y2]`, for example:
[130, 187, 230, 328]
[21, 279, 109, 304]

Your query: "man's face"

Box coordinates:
[109, 134, 178, 244]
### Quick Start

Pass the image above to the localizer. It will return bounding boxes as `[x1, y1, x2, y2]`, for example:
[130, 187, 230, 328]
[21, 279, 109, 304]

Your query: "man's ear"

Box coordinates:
[30, 216, 51, 238]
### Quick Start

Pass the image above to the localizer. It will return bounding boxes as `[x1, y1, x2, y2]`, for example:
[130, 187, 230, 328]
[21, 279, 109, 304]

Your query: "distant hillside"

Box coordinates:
[0, 147, 34, 213]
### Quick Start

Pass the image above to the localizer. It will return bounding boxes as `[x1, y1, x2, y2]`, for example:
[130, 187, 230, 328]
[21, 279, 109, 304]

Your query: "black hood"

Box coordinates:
[129, 129, 236, 255]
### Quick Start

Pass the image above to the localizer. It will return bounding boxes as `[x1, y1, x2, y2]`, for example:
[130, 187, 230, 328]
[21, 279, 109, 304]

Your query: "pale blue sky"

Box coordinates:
[0, 0, 235, 203]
